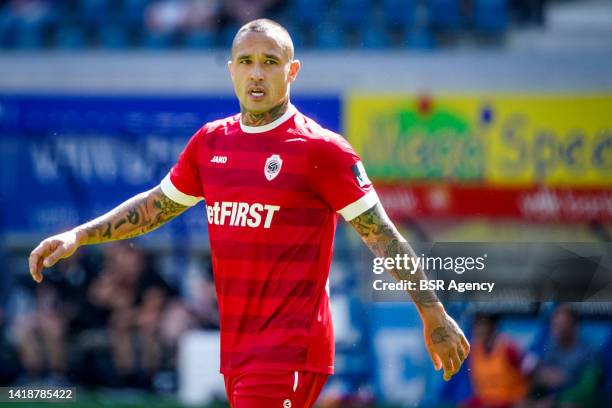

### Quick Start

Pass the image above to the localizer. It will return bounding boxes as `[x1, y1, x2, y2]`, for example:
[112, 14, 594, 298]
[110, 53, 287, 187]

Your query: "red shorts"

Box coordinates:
[224, 370, 329, 408]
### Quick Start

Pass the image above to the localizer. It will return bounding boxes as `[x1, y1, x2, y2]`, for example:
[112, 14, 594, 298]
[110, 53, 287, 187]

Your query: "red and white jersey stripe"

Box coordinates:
[161, 104, 378, 375]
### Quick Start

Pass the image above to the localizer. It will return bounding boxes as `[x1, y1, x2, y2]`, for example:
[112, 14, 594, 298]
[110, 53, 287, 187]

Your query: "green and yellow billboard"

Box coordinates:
[345, 94, 612, 187]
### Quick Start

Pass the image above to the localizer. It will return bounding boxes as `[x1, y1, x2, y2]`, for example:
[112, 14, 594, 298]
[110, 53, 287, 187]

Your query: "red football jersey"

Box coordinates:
[161, 105, 378, 375]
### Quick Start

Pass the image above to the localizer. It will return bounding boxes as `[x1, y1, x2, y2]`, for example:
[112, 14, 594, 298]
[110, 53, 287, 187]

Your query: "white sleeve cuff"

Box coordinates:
[337, 189, 380, 221]
[160, 173, 203, 207]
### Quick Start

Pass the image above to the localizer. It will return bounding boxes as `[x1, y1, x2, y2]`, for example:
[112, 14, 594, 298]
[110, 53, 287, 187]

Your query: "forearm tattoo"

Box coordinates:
[80, 186, 188, 244]
[349, 203, 439, 307]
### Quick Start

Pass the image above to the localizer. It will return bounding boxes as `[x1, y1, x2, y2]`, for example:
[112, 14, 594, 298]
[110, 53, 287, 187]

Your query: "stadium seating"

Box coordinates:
[382, 0, 416, 29]
[428, 0, 463, 31]
[289, 0, 325, 31]
[473, 0, 509, 33]
[405, 27, 435, 49]
[98, 24, 129, 49]
[13, 18, 46, 49]
[120, 0, 148, 30]
[360, 23, 392, 49]
[314, 22, 347, 49]
[184, 30, 215, 49]
[143, 30, 173, 49]
[336, 0, 371, 31]
[79, 0, 112, 29]
[0, 0, 527, 50]
[55, 25, 87, 49]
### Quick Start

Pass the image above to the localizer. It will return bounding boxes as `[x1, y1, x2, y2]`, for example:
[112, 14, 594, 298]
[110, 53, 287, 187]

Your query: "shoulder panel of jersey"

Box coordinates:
[292, 113, 379, 221]
[207, 113, 241, 133]
[161, 114, 241, 206]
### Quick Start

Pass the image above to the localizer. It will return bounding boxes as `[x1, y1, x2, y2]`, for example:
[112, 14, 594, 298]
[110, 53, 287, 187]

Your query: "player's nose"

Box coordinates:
[249, 63, 264, 82]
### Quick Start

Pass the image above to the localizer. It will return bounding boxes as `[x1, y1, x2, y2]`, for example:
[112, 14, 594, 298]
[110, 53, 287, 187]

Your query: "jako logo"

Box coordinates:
[210, 155, 228, 164]
[206, 201, 280, 229]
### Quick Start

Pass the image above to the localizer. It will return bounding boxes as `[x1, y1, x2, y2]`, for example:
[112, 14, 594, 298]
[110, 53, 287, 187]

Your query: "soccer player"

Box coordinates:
[29, 19, 470, 407]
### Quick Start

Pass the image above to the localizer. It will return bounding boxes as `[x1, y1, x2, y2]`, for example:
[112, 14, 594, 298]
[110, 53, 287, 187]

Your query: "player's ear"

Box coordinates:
[228, 60, 234, 80]
[288, 59, 300, 83]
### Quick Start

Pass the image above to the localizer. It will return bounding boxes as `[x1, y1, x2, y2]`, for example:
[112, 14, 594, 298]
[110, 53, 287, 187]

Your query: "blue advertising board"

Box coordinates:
[0, 94, 340, 236]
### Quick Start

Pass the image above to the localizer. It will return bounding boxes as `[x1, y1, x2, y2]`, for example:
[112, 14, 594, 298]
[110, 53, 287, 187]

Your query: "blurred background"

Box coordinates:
[1, 0, 612, 407]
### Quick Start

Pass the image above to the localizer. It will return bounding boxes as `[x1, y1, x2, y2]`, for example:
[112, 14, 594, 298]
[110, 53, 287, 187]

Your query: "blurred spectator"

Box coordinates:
[82, 242, 174, 388]
[146, 0, 189, 35]
[511, 0, 546, 26]
[12, 284, 66, 383]
[4, 241, 202, 390]
[145, 0, 219, 35]
[9, 251, 94, 386]
[0, 0, 53, 47]
[185, 0, 220, 32]
[601, 329, 612, 406]
[463, 313, 528, 408]
[181, 256, 219, 330]
[3, 0, 51, 25]
[0, 256, 19, 385]
[525, 304, 601, 408]
[223, 0, 281, 26]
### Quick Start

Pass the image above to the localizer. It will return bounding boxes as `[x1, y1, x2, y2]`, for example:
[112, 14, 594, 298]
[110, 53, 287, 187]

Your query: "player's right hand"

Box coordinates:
[28, 230, 81, 283]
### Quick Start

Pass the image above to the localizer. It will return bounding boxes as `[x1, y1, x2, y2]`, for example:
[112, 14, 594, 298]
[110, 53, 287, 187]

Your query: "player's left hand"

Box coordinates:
[420, 303, 470, 381]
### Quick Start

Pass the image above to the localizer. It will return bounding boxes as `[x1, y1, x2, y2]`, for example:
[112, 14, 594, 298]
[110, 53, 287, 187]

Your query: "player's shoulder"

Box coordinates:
[201, 113, 241, 135]
[187, 113, 240, 142]
[292, 112, 353, 153]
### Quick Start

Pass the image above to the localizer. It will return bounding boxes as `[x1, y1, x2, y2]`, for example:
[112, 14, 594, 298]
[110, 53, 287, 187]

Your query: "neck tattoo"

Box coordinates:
[241, 99, 289, 127]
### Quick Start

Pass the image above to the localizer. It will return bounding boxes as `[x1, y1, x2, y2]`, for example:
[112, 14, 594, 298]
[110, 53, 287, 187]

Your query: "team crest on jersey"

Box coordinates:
[264, 154, 283, 181]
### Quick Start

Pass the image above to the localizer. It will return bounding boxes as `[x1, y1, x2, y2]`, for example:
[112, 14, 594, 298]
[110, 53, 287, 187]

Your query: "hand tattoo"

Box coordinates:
[431, 327, 450, 344]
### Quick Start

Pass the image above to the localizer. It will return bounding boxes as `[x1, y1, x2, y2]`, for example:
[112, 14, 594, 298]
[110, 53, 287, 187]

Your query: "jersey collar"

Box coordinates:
[240, 103, 297, 134]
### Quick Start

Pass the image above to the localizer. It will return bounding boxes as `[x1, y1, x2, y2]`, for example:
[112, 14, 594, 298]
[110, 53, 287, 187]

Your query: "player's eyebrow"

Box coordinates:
[235, 52, 283, 61]
[263, 53, 281, 60]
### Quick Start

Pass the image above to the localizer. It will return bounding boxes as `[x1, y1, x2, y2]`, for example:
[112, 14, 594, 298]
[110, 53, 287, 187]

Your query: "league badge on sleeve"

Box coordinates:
[264, 154, 283, 181]
[352, 161, 371, 187]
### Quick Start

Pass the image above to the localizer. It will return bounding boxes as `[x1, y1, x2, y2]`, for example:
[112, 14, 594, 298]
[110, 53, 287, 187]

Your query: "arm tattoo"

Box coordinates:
[351, 205, 462, 348]
[102, 222, 111, 239]
[153, 195, 187, 217]
[241, 99, 289, 127]
[114, 219, 127, 230]
[150, 194, 187, 229]
[350, 208, 394, 237]
[86, 220, 112, 240]
[126, 208, 140, 225]
[349, 203, 439, 308]
[78, 186, 188, 245]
